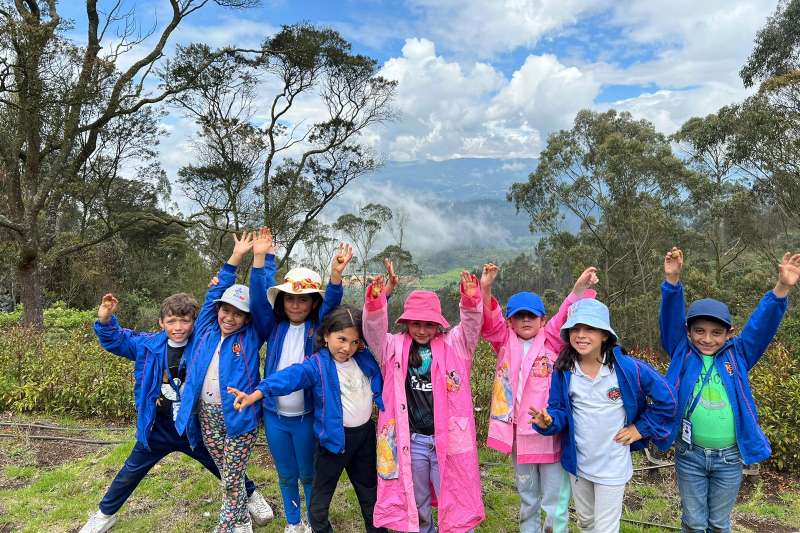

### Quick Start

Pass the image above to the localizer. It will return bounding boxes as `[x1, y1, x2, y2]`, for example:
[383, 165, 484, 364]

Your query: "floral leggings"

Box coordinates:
[199, 402, 257, 532]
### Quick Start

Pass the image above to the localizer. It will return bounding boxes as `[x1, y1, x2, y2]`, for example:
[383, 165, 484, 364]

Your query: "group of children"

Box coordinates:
[81, 228, 800, 533]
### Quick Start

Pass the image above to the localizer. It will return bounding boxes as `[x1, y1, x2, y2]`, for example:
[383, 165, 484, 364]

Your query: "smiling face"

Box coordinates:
[688, 318, 731, 355]
[406, 320, 439, 345]
[568, 323, 609, 361]
[508, 310, 544, 340]
[217, 303, 249, 335]
[283, 293, 315, 324]
[324, 326, 361, 363]
[159, 314, 194, 344]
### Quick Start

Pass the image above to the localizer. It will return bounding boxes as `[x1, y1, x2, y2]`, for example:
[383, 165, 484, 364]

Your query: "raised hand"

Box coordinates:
[774, 252, 800, 297]
[614, 424, 642, 446]
[572, 266, 599, 295]
[384, 258, 399, 296]
[367, 275, 385, 301]
[230, 230, 254, 263]
[208, 276, 219, 288]
[331, 243, 354, 284]
[98, 293, 118, 324]
[252, 227, 275, 256]
[664, 247, 683, 284]
[528, 406, 552, 429]
[480, 263, 499, 290]
[226, 386, 263, 411]
[461, 271, 479, 298]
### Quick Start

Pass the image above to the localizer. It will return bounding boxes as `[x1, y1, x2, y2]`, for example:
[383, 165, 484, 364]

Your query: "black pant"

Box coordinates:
[309, 419, 386, 533]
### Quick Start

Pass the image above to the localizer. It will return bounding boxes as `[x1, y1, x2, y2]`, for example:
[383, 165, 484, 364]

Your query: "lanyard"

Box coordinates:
[685, 359, 715, 418]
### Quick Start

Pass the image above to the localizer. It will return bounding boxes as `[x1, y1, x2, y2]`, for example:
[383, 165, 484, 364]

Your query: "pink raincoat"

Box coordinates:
[482, 289, 595, 463]
[363, 287, 485, 533]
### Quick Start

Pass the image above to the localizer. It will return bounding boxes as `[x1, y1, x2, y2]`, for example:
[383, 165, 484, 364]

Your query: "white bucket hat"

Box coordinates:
[267, 267, 324, 307]
[214, 284, 250, 313]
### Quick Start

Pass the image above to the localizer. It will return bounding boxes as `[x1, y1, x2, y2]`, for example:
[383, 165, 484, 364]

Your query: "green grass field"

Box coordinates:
[1, 414, 798, 532]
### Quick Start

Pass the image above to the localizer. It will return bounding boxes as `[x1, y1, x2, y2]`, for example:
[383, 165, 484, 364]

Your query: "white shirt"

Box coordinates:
[569, 361, 633, 485]
[276, 324, 308, 416]
[201, 337, 225, 405]
[517, 338, 534, 404]
[335, 358, 373, 428]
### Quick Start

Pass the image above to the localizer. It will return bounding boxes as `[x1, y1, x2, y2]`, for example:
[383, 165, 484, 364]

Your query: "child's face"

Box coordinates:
[568, 324, 608, 360]
[159, 314, 194, 344]
[687, 318, 731, 355]
[217, 303, 249, 335]
[406, 320, 439, 345]
[324, 326, 361, 363]
[283, 293, 315, 324]
[508, 310, 544, 340]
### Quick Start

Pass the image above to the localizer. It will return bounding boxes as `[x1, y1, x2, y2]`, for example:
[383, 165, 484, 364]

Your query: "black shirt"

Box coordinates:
[405, 345, 434, 435]
[156, 343, 186, 419]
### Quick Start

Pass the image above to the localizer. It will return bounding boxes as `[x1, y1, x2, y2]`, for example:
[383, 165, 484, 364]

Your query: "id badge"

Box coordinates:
[681, 418, 692, 444]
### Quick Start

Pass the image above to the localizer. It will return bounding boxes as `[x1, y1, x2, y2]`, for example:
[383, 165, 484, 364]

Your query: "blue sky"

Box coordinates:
[57, 0, 778, 166]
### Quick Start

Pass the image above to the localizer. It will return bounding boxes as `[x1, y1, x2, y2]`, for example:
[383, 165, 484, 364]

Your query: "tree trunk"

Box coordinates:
[18, 255, 44, 330]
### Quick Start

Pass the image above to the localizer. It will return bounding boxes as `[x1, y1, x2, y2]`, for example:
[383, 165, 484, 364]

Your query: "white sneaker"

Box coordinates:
[284, 522, 312, 533]
[79, 510, 117, 533]
[247, 490, 274, 525]
[233, 521, 253, 533]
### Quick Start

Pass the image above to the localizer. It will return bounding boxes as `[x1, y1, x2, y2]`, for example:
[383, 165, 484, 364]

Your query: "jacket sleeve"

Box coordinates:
[543, 289, 596, 353]
[734, 290, 789, 371]
[631, 360, 677, 448]
[363, 285, 390, 365]
[318, 281, 344, 321]
[533, 370, 569, 436]
[659, 280, 688, 358]
[481, 297, 509, 354]
[249, 257, 276, 341]
[256, 357, 320, 397]
[196, 263, 238, 332]
[93, 315, 140, 361]
[448, 286, 483, 363]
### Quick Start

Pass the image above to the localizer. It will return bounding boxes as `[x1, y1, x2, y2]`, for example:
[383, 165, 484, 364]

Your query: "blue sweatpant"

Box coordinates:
[99, 414, 256, 515]
[264, 410, 315, 525]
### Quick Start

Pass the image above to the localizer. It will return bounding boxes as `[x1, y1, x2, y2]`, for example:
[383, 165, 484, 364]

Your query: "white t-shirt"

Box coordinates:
[570, 361, 633, 485]
[335, 358, 373, 428]
[517, 338, 534, 404]
[276, 324, 308, 416]
[201, 336, 226, 405]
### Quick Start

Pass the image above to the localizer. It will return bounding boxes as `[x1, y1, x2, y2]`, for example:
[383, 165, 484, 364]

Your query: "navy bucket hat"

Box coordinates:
[686, 298, 732, 329]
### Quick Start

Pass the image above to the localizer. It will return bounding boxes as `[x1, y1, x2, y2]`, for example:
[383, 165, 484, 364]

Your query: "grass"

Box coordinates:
[1, 414, 799, 532]
[417, 267, 464, 290]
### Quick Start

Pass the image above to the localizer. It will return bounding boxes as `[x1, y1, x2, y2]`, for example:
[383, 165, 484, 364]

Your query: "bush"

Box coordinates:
[0, 302, 96, 331]
[0, 326, 135, 419]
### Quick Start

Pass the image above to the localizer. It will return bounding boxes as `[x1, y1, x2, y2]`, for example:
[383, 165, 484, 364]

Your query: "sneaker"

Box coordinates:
[79, 510, 117, 533]
[284, 522, 312, 533]
[233, 521, 253, 533]
[247, 490, 274, 525]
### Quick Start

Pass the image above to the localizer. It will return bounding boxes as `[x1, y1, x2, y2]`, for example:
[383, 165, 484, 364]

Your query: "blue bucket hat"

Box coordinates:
[506, 292, 546, 318]
[560, 299, 617, 343]
[686, 298, 732, 329]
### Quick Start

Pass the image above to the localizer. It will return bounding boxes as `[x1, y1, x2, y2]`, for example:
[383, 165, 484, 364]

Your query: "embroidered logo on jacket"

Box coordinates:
[606, 387, 622, 402]
[724, 361, 733, 376]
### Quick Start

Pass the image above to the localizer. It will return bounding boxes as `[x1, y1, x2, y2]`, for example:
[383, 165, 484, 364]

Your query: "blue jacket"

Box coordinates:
[257, 347, 384, 454]
[175, 261, 269, 438]
[534, 347, 677, 476]
[94, 317, 203, 450]
[258, 258, 343, 417]
[659, 281, 788, 464]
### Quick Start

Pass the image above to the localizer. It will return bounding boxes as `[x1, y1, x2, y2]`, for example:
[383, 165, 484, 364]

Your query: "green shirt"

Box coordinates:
[688, 355, 736, 449]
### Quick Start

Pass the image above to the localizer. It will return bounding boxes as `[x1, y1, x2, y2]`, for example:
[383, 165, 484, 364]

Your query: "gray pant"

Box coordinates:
[410, 433, 440, 533]
[569, 475, 626, 533]
[513, 456, 571, 533]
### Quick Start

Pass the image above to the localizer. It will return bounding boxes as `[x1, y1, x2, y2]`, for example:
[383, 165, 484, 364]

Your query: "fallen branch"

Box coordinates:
[0, 433, 125, 445]
[0, 421, 130, 432]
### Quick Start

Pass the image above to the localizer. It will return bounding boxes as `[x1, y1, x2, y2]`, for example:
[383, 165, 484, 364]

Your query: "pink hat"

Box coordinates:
[396, 290, 450, 329]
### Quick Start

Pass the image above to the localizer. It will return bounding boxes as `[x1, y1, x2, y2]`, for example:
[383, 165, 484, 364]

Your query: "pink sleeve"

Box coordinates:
[363, 288, 389, 365]
[481, 296, 509, 354]
[543, 288, 597, 352]
[448, 286, 484, 364]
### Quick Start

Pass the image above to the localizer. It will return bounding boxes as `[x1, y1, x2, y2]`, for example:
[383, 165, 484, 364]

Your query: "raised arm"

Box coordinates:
[659, 247, 688, 357]
[317, 243, 351, 321]
[543, 267, 598, 350]
[479, 264, 508, 352]
[250, 228, 277, 340]
[94, 294, 139, 361]
[734, 253, 798, 369]
[363, 276, 391, 364]
[448, 272, 483, 362]
[196, 231, 253, 331]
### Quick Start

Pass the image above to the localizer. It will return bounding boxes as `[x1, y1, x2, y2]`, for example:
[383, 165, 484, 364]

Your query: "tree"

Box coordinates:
[0, 0, 251, 327]
[334, 203, 392, 293]
[371, 244, 421, 280]
[172, 24, 397, 268]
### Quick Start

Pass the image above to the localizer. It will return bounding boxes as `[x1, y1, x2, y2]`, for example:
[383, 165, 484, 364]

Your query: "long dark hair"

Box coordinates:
[555, 340, 619, 372]
[274, 291, 323, 322]
[398, 323, 443, 369]
[315, 304, 363, 350]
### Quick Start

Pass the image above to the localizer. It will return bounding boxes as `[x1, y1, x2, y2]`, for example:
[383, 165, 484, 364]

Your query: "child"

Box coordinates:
[174, 229, 273, 533]
[362, 266, 485, 533]
[531, 298, 676, 532]
[227, 305, 387, 533]
[660, 248, 800, 533]
[481, 265, 598, 533]
[81, 292, 272, 533]
[258, 244, 353, 533]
